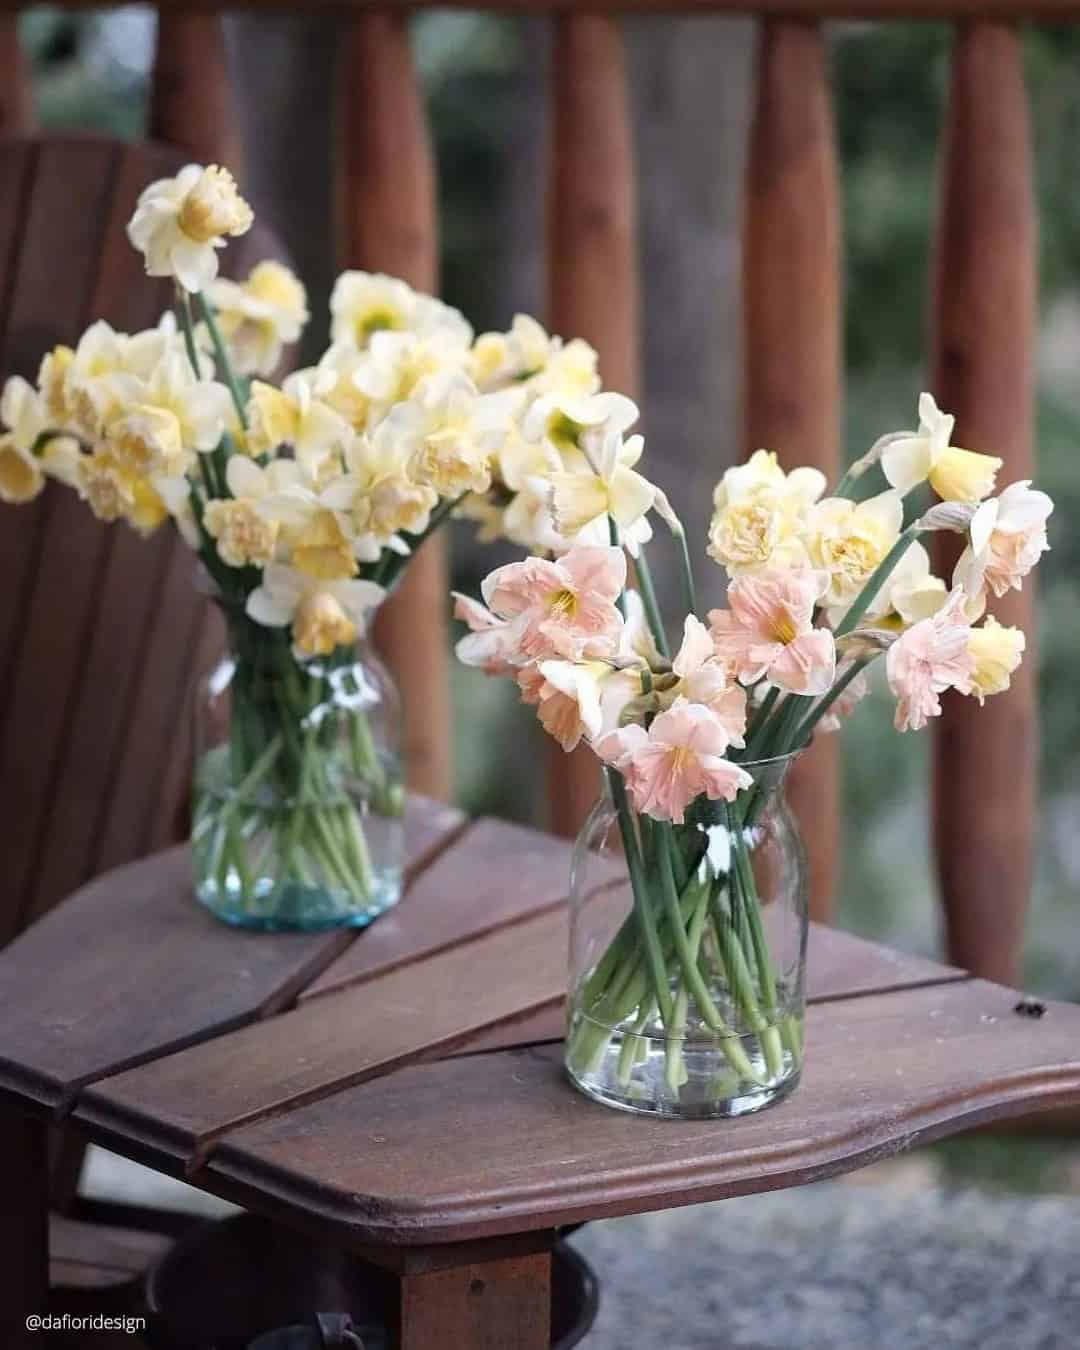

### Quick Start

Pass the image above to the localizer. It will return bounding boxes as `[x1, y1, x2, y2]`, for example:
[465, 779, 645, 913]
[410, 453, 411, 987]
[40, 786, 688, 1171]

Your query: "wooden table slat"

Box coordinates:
[0, 797, 464, 1111]
[451, 921, 967, 1058]
[299, 817, 611, 1002]
[78, 907, 569, 1166]
[203, 978, 1080, 1246]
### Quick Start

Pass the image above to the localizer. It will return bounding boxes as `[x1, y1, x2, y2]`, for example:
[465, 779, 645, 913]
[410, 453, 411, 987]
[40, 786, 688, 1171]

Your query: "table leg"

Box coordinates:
[396, 1248, 551, 1350]
[0, 1110, 49, 1347]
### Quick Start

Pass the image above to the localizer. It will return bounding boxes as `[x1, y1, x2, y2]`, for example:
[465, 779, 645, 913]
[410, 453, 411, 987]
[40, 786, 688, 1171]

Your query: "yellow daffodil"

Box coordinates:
[806, 489, 904, 609]
[104, 352, 232, 478]
[290, 508, 358, 581]
[246, 563, 384, 657]
[550, 423, 655, 553]
[321, 420, 437, 546]
[967, 616, 1025, 703]
[127, 164, 253, 292]
[245, 373, 351, 482]
[707, 449, 825, 574]
[206, 261, 309, 376]
[0, 436, 43, 502]
[37, 345, 75, 424]
[399, 370, 496, 499]
[330, 271, 471, 352]
[882, 392, 1002, 504]
[468, 315, 599, 401]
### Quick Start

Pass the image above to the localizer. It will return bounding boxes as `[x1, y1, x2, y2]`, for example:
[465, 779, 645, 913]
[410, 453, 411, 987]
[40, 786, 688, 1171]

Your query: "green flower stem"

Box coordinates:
[606, 769, 673, 1026]
[726, 805, 785, 1077]
[664, 879, 712, 1095]
[632, 548, 670, 660]
[195, 292, 249, 429]
[791, 655, 874, 748]
[674, 525, 698, 620]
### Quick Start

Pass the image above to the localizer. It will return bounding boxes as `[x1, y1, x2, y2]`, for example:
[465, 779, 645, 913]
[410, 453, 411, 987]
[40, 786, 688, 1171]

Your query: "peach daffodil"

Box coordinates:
[452, 593, 521, 676]
[480, 545, 626, 662]
[596, 698, 752, 825]
[885, 588, 974, 732]
[709, 569, 836, 695]
[664, 615, 747, 746]
[954, 480, 1053, 601]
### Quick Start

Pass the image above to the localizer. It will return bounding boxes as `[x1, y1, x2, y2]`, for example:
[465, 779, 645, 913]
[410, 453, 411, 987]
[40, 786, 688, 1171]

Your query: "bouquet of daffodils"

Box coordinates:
[0, 163, 610, 927]
[454, 384, 1053, 1110]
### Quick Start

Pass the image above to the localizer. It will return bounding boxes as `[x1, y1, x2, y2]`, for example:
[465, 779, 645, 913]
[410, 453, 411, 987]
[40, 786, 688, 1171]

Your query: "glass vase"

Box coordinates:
[565, 753, 808, 1119]
[192, 606, 405, 932]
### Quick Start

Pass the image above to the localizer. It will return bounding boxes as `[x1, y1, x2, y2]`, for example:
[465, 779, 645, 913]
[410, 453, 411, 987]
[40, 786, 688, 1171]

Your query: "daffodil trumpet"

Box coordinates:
[454, 393, 1051, 1117]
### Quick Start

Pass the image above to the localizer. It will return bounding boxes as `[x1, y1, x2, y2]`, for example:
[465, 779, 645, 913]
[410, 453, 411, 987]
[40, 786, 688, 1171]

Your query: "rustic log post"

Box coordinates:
[742, 19, 842, 922]
[0, 17, 33, 136]
[930, 22, 1036, 986]
[338, 13, 451, 801]
[547, 14, 640, 836]
[150, 13, 242, 170]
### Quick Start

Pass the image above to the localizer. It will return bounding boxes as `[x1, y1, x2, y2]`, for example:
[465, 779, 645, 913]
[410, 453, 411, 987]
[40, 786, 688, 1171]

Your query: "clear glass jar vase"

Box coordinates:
[192, 606, 405, 932]
[565, 754, 808, 1118]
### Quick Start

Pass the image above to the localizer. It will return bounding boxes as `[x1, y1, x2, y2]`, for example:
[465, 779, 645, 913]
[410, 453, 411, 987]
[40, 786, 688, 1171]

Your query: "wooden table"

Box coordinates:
[3, 796, 1080, 1349]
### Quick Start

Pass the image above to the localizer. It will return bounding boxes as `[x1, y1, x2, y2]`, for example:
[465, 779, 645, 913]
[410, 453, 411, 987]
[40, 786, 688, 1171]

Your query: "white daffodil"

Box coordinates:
[330, 271, 472, 352]
[352, 329, 472, 424]
[532, 659, 641, 750]
[954, 479, 1053, 601]
[881, 392, 1002, 504]
[105, 352, 232, 478]
[398, 370, 499, 499]
[154, 472, 200, 549]
[857, 539, 947, 629]
[550, 419, 655, 550]
[62, 320, 186, 439]
[201, 456, 312, 569]
[0, 376, 47, 502]
[320, 417, 437, 546]
[206, 261, 309, 376]
[307, 343, 374, 430]
[245, 373, 352, 481]
[967, 617, 1025, 704]
[707, 448, 824, 574]
[806, 488, 904, 609]
[468, 315, 600, 402]
[127, 164, 254, 292]
[246, 563, 384, 658]
[521, 390, 638, 464]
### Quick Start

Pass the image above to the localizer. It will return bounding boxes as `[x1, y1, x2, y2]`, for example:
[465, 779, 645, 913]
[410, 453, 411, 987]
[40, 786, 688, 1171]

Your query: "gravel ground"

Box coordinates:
[571, 1181, 1080, 1350]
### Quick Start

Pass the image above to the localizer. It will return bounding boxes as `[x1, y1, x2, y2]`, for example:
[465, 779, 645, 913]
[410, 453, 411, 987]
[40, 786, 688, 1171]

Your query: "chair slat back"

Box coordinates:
[742, 19, 842, 921]
[930, 21, 1036, 987]
[546, 14, 639, 833]
[339, 13, 452, 803]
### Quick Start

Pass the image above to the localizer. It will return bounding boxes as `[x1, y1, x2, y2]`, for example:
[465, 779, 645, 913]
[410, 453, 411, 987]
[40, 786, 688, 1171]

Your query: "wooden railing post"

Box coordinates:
[0, 17, 33, 137]
[930, 22, 1036, 986]
[338, 13, 451, 802]
[151, 13, 242, 169]
[742, 19, 842, 922]
[547, 13, 640, 837]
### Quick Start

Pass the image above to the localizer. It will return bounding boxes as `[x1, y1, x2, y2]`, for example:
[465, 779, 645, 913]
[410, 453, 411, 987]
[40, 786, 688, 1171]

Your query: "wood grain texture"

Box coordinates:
[79, 906, 568, 1166]
[743, 20, 841, 926]
[338, 13, 451, 802]
[301, 816, 604, 1001]
[547, 14, 639, 838]
[929, 23, 1036, 987]
[0, 1112, 48, 1344]
[0, 799, 463, 1112]
[49, 1213, 171, 1296]
[452, 918, 966, 1055]
[208, 978, 1080, 1245]
[397, 1252, 551, 1350]
[150, 14, 242, 169]
[0, 18, 33, 136]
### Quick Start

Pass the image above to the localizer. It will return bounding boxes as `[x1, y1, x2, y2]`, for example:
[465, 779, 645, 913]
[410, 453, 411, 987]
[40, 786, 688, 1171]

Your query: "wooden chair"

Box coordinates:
[0, 132, 287, 1302]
